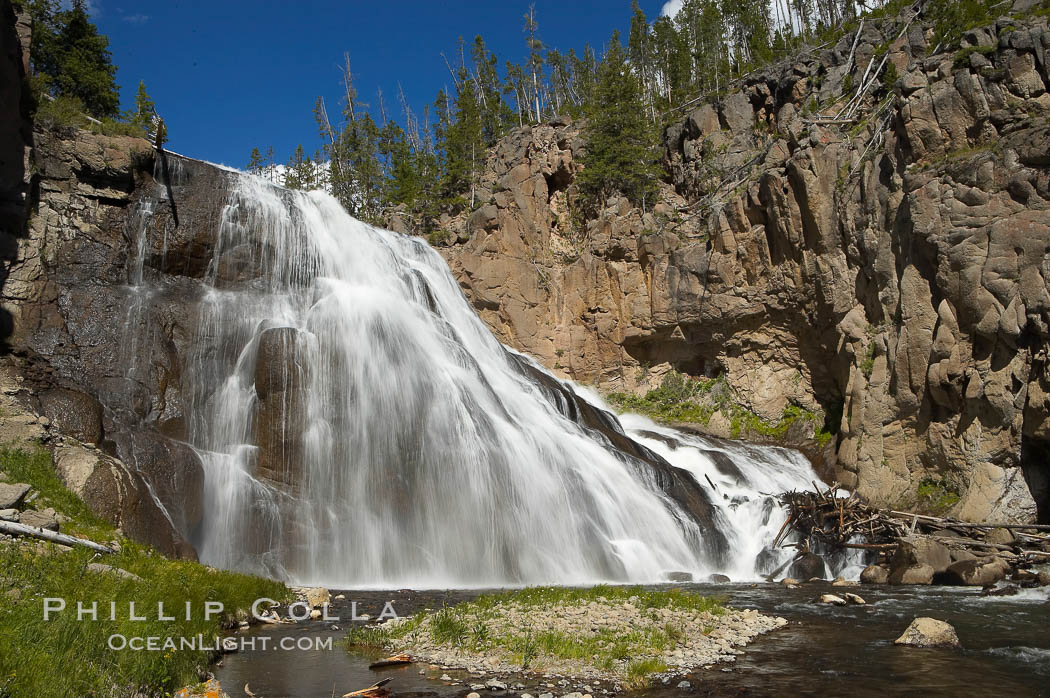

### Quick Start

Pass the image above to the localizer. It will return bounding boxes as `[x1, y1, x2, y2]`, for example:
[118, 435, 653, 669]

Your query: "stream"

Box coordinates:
[213, 582, 1050, 697]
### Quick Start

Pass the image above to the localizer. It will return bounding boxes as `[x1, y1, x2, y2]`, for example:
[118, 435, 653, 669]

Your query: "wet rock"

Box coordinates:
[665, 571, 693, 582]
[708, 574, 731, 583]
[485, 678, 507, 690]
[820, 594, 847, 606]
[780, 577, 800, 586]
[677, 681, 692, 689]
[981, 584, 1021, 597]
[789, 552, 826, 580]
[941, 557, 1009, 586]
[842, 593, 866, 605]
[893, 618, 961, 648]
[0, 483, 30, 510]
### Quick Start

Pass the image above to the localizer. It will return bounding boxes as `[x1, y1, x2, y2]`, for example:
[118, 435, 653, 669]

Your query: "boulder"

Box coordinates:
[860, 565, 890, 584]
[665, 571, 693, 582]
[889, 564, 935, 585]
[36, 387, 104, 444]
[0, 483, 30, 510]
[780, 577, 800, 586]
[981, 584, 1020, 597]
[820, 594, 847, 606]
[19, 507, 58, 531]
[789, 552, 826, 580]
[0, 508, 18, 520]
[894, 618, 961, 648]
[707, 573, 731, 583]
[303, 587, 330, 608]
[842, 592, 866, 605]
[983, 528, 1016, 546]
[941, 557, 1009, 586]
[86, 562, 143, 582]
[893, 536, 952, 574]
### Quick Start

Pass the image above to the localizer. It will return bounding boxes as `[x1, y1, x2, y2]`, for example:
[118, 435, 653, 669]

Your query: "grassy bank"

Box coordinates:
[0, 445, 289, 697]
[347, 585, 740, 688]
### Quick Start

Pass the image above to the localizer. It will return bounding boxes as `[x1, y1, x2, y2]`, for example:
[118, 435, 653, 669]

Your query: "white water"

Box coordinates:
[137, 169, 853, 588]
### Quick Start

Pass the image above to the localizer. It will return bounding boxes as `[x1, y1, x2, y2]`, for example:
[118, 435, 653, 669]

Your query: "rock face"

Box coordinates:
[894, 617, 961, 648]
[0, 126, 226, 558]
[434, 8, 1050, 523]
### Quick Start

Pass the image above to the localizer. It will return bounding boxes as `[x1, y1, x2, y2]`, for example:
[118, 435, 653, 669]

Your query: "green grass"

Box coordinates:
[917, 477, 960, 515]
[346, 585, 727, 687]
[607, 371, 833, 446]
[0, 445, 110, 540]
[607, 371, 723, 425]
[0, 445, 290, 698]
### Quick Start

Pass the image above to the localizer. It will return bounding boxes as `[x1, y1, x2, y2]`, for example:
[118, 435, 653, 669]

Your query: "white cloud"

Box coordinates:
[660, 0, 684, 17]
[121, 13, 149, 23]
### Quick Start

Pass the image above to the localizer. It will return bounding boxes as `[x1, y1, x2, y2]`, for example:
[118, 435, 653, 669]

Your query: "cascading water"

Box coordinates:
[135, 164, 856, 588]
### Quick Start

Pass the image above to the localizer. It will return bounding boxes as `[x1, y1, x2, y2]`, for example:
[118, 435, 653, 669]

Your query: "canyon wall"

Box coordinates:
[431, 7, 1050, 522]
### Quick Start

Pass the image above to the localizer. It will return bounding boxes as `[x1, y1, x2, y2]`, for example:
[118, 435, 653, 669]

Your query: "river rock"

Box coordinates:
[485, 679, 507, 690]
[893, 618, 961, 648]
[941, 557, 1009, 586]
[0, 508, 18, 520]
[842, 593, 866, 605]
[665, 571, 693, 582]
[892, 536, 952, 574]
[0, 483, 30, 510]
[889, 563, 935, 585]
[820, 594, 847, 606]
[303, 587, 330, 608]
[789, 552, 826, 580]
[981, 584, 1020, 597]
[861, 565, 890, 584]
[780, 577, 800, 586]
[465, 693, 480, 698]
[708, 573, 731, 583]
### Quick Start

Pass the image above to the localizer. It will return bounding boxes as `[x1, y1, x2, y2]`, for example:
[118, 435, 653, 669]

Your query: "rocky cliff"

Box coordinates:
[430, 3, 1050, 523]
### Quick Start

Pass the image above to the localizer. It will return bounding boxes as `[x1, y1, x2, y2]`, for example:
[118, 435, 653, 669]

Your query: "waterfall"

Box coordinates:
[146, 170, 849, 588]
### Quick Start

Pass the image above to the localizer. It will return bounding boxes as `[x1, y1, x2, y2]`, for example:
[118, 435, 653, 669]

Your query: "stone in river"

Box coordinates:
[893, 617, 961, 648]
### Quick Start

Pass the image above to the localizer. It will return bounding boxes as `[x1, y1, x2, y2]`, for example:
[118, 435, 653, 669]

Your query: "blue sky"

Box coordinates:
[89, 1, 676, 169]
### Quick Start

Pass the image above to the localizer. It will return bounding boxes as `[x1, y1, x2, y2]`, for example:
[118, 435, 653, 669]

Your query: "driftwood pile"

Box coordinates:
[775, 484, 1050, 567]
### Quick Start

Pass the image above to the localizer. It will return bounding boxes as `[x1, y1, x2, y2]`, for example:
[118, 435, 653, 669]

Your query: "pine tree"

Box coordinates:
[247, 147, 265, 175]
[284, 144, 308, 190]
[29, 0, 120, 117]
[577, 32, 660, 213]
[127, 80, 156, 136]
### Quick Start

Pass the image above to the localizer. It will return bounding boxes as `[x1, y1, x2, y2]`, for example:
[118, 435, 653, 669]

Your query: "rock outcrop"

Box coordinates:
[433, 5, 1050, 523]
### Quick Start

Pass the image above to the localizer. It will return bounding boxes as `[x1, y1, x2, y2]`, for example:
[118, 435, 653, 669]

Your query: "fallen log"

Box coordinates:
[886, 512, 1050, 531]
[343, 678, 392, 698]
[367, 654, 413, 669]
[0, 520, 116, 554]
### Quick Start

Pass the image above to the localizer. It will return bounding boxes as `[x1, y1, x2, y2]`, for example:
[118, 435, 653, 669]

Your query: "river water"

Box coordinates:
[213, 582, 1049, 697]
